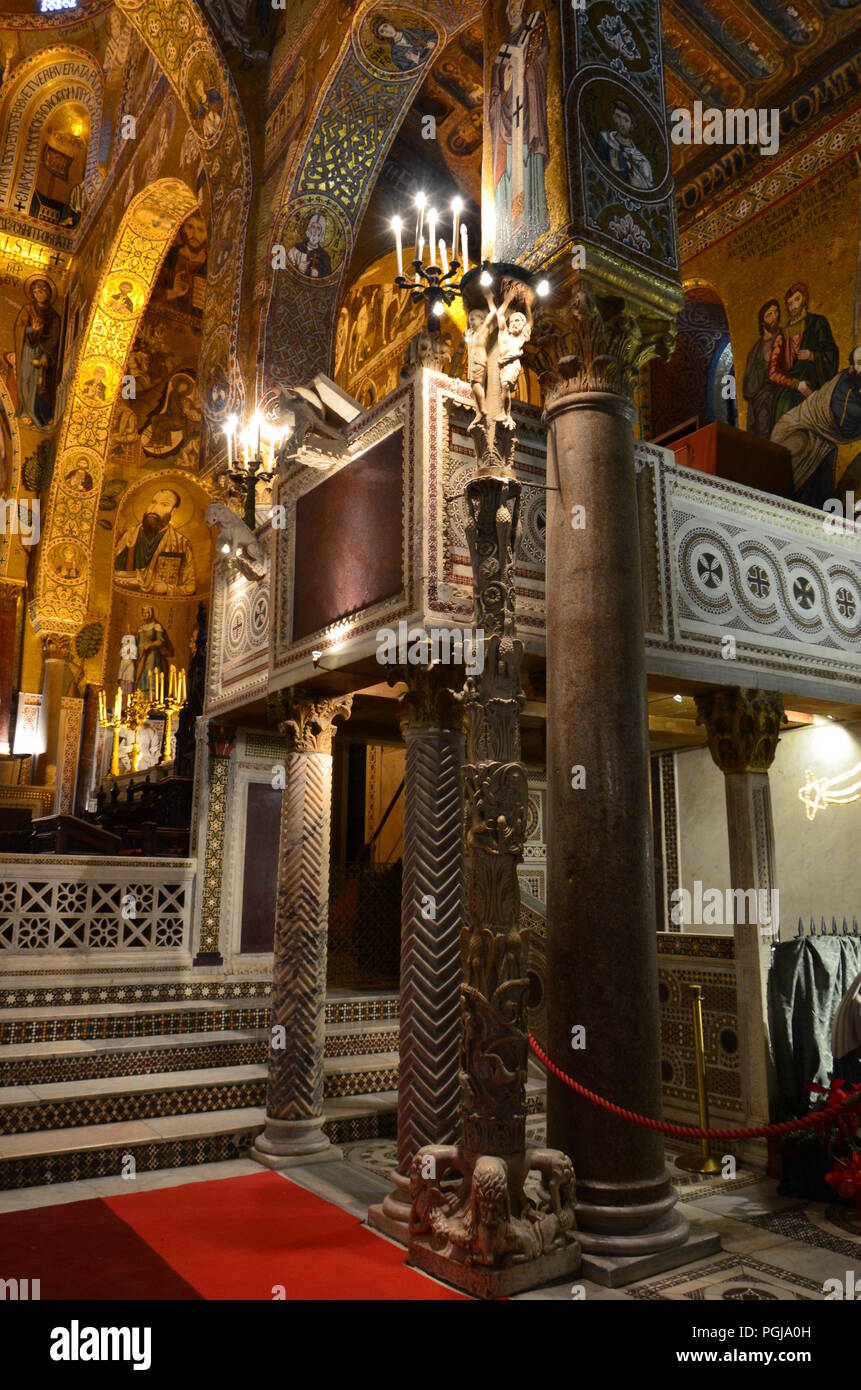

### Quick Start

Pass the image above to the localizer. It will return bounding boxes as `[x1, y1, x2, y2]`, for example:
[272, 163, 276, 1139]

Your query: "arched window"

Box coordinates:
[708, 335, 737, 428]
[29, 103, 90, 228]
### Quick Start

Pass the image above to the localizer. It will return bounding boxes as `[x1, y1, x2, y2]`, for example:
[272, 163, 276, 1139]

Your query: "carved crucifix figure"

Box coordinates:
[468, 282, 533, 434]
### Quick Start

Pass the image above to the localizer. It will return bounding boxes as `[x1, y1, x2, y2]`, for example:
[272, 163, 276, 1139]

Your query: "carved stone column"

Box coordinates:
[194, 723, 235, 966]
[34, 635, 68, 793]
[407, 267, 580, 1299]
[251, 691, 352, 1168]
[542, 286, 691, 1265]
[368, 666, 465, 1242]
[695, 687, 783, 1156]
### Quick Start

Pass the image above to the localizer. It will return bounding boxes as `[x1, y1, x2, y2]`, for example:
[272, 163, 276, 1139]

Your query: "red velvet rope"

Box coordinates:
[528, 1034, 861, 1142]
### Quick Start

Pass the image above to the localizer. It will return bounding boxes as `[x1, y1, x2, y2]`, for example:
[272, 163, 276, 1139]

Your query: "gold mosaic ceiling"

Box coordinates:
[410, 1, 861, 202]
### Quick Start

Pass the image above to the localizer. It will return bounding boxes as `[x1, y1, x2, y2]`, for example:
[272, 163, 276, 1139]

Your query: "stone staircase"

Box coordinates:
[0, 986, 400, 1189]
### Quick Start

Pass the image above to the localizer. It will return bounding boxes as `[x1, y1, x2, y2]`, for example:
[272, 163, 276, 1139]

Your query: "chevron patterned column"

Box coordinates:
[251, 691, 352, 1168]
[369, 668, 465, 1241]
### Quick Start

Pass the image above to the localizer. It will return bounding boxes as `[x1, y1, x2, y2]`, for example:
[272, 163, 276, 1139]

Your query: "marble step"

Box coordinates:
[0, 992, 399, 1047]
[0, 1019, 401, 1086]
[0, 1052, 401, 1134]
[0, 1094, 398, 1189]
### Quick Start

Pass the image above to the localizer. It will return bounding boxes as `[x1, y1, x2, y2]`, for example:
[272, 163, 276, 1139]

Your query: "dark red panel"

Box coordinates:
[240, 782, 281, 954]
[292, 430, 404, 642]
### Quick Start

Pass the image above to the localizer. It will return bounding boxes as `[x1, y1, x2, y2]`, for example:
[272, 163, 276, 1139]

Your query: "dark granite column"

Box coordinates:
[543, 290, 689, 1261]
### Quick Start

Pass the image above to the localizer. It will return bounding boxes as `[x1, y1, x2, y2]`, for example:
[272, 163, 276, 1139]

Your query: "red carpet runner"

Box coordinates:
[1, 1171, 464, 1300]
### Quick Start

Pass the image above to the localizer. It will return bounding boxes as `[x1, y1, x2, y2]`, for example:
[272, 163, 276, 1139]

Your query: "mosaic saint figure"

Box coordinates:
[14, 278, 61, 428]
[80, 365, 108, 404]
[191, 73, 224, 141]
[489, 0, 550, 258]
[742, 299, 781, 439]
[134, 604, 174, 695]
[370, 16, 437, 70]
[287, 212, 332, 279]
[772, 344, 861, 507]
[141, 375, 200, 457]
[157, 212, 207, 313]
[595, 99, 653, 190]
[114, 487, 196, 596]
[767, 282, 839, 426]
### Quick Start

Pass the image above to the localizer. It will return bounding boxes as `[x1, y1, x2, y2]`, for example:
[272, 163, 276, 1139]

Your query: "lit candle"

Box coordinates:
[428, 208, 437, 267]
[224, 422, 232, 467]
[460, 223, 469, 273]
[415, 192, 426, 256]
[392, 216, 404, 276]
[169, 666, 176, 700]
[451, 197, 463, 263]
[439, 238, 449, 276]
[418, 233, 425, 266]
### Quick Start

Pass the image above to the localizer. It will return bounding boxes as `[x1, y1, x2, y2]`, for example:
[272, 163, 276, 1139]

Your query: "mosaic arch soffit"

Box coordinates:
[32, 178, 200, 638]
[0, 48, 104, 212]
[260, 0, 481, 394]
[114, 0, 253, 423]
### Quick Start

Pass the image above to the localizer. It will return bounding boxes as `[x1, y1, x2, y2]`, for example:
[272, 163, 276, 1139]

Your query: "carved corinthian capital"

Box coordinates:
[393, 664, 464, 734]
[40, 634, 71, 662]
[695, 687, 784, 774]
[276, 689, 353, 754]
[529, 277, 677, 404]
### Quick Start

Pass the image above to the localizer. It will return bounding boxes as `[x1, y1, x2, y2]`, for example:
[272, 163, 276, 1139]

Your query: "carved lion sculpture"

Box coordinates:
[205, 502, 268, 581]
[526, 1149, 578, 1253]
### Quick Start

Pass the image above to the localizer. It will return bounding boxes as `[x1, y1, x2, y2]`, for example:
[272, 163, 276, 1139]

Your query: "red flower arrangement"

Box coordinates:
[809, 1078, 861, 1210]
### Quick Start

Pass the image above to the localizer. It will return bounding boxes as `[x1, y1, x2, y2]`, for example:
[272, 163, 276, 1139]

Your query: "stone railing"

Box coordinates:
[256, 372, 861, 706]
[0, 856, 196, 965]
[205, 371, 861, 712]
[640, 444, 861, 704]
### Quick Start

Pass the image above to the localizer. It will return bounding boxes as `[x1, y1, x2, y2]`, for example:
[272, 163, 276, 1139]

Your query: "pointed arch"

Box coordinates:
[114, 0, 253, 427]
[259, 0, 481, 393]
[32, 178, 200, 637]
[0, 47, 104, 213]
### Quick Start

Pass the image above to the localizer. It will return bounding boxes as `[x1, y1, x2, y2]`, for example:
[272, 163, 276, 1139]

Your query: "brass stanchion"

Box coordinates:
[676, 984, 723, 1174]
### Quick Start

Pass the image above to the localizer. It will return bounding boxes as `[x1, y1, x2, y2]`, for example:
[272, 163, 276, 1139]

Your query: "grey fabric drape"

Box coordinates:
[768, 936, 861, 1118]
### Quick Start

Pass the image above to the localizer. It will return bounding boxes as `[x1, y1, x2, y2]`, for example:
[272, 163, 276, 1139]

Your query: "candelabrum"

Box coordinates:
[97, 687, 124, 779]
[147, 665, 187, 766]
[222, 393, 288, 530]
[392, 194, 468, 319]
[97, 687, 152, 775]
[391, 193, 549, 324]
[120, 691, 152, 774]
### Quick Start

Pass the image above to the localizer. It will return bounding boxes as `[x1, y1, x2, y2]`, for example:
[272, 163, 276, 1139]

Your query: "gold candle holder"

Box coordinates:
[97, 687, 124, 778]
[148, 665, 187, 765]
[121, 690, 153, 774]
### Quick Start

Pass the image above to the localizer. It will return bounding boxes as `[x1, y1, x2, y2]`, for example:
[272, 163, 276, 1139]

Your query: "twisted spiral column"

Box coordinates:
[251, 691, 351, 1167]
[369, 668, 465, 1241]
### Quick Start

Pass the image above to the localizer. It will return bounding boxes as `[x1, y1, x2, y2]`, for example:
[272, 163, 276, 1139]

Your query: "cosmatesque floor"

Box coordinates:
[2, 1131, 859, 1301]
